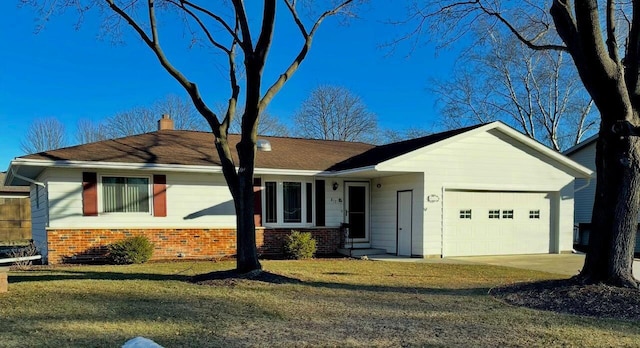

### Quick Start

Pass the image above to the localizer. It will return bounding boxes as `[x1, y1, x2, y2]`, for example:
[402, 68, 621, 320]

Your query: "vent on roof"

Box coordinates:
[158, 114, 174, 131]
[257, 139, 272, 152]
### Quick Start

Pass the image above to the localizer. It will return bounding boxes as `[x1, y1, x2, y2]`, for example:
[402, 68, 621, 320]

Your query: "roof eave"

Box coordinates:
[8, 158, 329, 177]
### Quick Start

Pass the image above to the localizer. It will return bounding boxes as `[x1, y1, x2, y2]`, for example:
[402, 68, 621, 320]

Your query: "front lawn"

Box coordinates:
[1, 260, 638, 347]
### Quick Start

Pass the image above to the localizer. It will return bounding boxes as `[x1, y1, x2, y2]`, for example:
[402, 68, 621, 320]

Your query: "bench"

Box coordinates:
[0, 255, 42, 293]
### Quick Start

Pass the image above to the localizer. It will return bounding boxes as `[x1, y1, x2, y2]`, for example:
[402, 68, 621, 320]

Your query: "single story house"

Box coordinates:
[4, 119, 592, 264]
[564, 136, 640, 253]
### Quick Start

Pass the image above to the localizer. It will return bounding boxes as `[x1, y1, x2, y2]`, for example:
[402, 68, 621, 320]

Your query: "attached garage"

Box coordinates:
[443, 190, 554, 257]
[366, 122, 593, 258]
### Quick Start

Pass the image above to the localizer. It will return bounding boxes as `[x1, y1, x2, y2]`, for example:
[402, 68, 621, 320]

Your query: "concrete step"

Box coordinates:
[338, 248, 388, 258]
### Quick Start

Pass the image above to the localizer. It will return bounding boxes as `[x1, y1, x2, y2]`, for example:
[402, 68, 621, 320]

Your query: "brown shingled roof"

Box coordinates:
[0, 172, 30, 193]
[19, 125, 487, 172]
[20, 131, 376, 171]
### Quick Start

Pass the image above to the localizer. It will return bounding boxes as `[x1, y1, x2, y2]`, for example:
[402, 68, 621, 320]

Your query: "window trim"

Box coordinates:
[459, 209, 472, 219]
[529, 210, 541, 219]
[502, 209, 514, 219]
[97, 173, 153, 215]
[262, 177, 315, 227]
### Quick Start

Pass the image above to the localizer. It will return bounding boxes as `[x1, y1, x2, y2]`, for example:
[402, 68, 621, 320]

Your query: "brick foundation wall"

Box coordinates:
[258, 228, 341, 256]
[45, 227, 341, 264]
[47, 228, 237, 264]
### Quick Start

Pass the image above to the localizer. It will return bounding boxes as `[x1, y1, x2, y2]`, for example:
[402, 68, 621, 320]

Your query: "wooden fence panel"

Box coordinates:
[0, 198, 31, 244]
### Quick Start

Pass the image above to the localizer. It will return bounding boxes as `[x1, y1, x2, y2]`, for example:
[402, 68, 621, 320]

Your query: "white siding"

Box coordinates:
[46, 168, 237, 229]
[321, 178, 345, 227]
[30, 179, 49, 259]
[567, 142, 596, 224]
[44, 169, 345, 230]
[378, 129, 576, 255]
[370, 173, 424, 255]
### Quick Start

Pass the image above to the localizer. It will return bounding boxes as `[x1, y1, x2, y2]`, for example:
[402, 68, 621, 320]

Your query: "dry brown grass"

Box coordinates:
[1, 259, 638, 347]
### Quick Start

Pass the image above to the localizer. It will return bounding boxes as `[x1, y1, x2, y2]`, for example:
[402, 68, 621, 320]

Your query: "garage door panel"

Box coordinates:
[444, 190, 552, 257]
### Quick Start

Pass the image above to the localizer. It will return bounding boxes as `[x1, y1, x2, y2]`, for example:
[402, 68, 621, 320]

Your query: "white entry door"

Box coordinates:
[397, 190, 413, 256]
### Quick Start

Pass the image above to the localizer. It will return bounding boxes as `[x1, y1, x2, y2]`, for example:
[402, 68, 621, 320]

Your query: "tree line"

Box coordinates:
[21, 86, 430, 154]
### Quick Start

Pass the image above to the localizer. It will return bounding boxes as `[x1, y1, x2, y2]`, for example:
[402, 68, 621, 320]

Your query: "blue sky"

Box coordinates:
[0, 2, 462, 171]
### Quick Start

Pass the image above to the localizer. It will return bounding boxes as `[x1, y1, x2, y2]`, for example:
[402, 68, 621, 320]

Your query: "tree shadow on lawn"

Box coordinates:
[8, 269, 192, 283]
[191, 269, 489, 297]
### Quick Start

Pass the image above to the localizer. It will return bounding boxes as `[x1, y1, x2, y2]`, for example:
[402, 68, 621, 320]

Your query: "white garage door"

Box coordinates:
[444, 190, 552, 257]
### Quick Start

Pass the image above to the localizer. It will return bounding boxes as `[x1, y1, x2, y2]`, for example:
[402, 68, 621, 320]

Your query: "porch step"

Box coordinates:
[337, 248, 388, 258]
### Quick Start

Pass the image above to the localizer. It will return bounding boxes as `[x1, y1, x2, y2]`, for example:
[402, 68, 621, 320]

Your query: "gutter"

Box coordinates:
[11, 167, 45, 188]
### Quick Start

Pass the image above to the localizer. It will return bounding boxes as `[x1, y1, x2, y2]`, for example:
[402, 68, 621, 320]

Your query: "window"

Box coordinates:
[102, 176, 150, 213]
[459, 209, 472, 219]
[502, 210, 514, 219]
[488, 210, 500, 219]
[264, 180, 314, 225]
[265, 182, 277, 223]
[283, 182, 302, 223]
[529, 210, 540, 219]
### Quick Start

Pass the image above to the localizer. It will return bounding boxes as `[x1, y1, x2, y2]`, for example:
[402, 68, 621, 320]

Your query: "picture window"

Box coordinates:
[264, 180, 313, 225]
[102, 176, 150, 213]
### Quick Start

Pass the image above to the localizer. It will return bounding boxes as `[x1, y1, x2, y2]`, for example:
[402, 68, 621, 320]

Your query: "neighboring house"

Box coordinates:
[5, 119, 592, 264]
[0, 172, 31, 246]
[564, 136, 640, 253]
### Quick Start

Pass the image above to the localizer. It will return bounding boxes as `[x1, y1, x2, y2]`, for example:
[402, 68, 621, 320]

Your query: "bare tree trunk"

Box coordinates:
[234, 167, 261, 273]
[581, 124, 640, 288]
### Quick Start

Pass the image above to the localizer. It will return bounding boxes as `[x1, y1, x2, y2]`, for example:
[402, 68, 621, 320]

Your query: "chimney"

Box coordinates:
[158, 114, 174, 131]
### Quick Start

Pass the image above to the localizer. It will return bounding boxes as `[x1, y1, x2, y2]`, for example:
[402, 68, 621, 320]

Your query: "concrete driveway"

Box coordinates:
[370, 253, 586, 276]
[370, 253, 640, 277]
[448, 254, 585, 276]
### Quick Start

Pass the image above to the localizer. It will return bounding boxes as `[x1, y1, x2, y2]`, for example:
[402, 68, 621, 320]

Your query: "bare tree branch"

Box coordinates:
[21, 118, 66, 154]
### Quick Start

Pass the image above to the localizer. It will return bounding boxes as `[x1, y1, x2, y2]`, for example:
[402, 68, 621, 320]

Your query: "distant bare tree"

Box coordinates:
[227, 108, 289, 136]
[293, 85, 377, 143]
[381, 127, 431, 143]
[21, 118, 66, 154]
[75, 95, 209, 143]
[104, 106, 157, 138]
[152, 94, 208, 131]
[432, 31, 596, 151]
[76, 119, 110, 144]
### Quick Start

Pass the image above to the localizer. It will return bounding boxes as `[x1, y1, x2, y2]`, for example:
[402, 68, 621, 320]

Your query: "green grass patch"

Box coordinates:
[1, 260, 638, 347]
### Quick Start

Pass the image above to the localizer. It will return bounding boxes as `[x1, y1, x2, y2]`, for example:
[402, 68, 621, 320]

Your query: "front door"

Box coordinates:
[397, 190, 413, 256]
[345, 182, 369, 242]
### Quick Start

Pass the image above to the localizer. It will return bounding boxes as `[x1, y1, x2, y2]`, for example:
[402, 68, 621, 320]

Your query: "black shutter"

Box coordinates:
[315, 180, 325, 226]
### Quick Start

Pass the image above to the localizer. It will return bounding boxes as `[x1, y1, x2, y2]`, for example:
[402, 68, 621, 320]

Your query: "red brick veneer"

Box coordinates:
[45, 227, 341, 264]
[259, 228, 342, 255]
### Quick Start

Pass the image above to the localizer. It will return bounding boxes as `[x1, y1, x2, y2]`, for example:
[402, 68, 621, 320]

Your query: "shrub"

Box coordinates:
[108, 236, 154, 264]
[284, 231, 316, 260]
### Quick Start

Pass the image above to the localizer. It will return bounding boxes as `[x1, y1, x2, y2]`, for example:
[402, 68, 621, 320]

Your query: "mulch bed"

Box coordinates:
[490, 278, 640, 321]
[191, 269, 303, 287]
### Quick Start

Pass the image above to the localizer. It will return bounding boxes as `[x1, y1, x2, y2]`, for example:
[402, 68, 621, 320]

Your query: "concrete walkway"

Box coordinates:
[369, 253, 586, 276]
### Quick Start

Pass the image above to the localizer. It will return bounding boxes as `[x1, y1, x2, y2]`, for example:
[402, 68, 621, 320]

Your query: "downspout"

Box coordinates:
[11, 167, 45, 187]
[11, 166, 49, 263]
[572, 175, 592, 253]
[574, 176, 592, 193]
